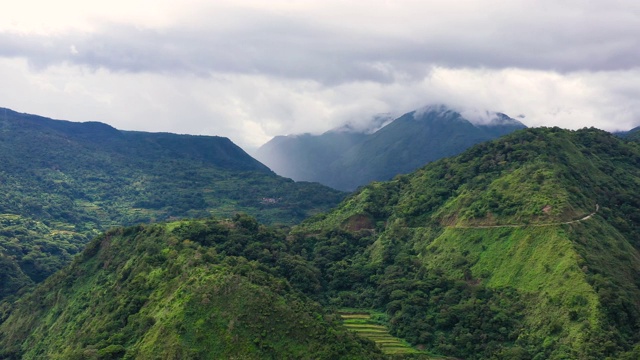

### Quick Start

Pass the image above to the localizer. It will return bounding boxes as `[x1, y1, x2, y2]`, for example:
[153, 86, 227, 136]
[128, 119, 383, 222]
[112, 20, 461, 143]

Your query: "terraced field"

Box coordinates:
[339, 311, 424, 356]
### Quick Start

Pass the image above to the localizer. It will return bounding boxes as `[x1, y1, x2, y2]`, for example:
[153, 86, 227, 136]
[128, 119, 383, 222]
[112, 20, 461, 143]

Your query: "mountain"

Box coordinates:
[616, 126, 640, 141]
[289, 127, 640, 359]
[255, 105, 526, 191]
[0, 108, 345, 302]
[3, 126, 640, 359]
[255, 131, 367, 185]
[0, 216, 381, 359]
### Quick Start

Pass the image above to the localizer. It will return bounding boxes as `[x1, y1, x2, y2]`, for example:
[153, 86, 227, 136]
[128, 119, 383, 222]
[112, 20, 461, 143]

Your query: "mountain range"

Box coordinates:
[255, 105, 527, 191]
[2, 123, 640, 358]
[0, 108, 345, 303]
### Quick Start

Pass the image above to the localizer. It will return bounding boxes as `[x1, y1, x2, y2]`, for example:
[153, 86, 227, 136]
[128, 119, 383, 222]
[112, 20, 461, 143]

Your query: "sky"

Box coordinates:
[0, 0, 639, 149]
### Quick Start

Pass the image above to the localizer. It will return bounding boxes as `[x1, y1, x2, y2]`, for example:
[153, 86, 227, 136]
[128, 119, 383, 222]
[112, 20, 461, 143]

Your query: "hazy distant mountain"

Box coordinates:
[254, 113, 394, 183]
[254, 131, 367, 183]
[256, 105, 526, 191]
[616, 126, 640, 141]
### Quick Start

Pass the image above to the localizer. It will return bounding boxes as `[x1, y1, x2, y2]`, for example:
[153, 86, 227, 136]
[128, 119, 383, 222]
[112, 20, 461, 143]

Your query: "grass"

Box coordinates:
[339, 314, 371, 320]
[417, 224, 604, 353]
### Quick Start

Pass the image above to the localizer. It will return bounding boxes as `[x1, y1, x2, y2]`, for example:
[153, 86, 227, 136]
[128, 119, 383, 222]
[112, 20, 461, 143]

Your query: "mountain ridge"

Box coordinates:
[1, 107, 270, 172]
[2, 127, 640, 358]
[0, 107, 346, 302]
[255, 105, 526, 191]
[291, 126, 640, 358]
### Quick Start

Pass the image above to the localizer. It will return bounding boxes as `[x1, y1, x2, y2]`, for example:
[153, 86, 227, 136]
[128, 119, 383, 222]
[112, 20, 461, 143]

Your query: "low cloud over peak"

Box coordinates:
[0, 1, 638, 148]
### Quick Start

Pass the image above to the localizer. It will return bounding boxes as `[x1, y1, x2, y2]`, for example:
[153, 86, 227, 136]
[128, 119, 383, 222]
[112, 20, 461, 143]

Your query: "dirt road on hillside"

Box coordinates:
[452, 204, 599, 229]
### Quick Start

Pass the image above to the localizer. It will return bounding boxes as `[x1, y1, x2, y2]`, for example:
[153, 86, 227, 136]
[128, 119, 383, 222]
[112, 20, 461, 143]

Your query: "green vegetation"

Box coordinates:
[0, 108, 345, 302]
[339, 310, 432, 356]
[0, 217, 381, 359]
[291, 127, 640, 359]
[3, 125, 640, 359]
[616, 126, 640, 142]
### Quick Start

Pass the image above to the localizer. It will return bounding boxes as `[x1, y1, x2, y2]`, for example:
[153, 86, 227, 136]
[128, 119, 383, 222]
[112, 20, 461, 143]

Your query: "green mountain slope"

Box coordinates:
[0, 108, 345, 302]
[256, 105, 526, 191]
[291, 127, 640, 359]
[617, 126, 640, 142]
[324, 106, 526, 191]
[0, 216, 381, 359]
[5, 125, 640, 359]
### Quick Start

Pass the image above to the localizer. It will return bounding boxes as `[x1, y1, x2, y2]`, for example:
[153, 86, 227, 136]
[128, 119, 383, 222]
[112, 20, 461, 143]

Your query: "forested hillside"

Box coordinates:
[3, 126, 640, 359]
[0, 108, 345, 302]
[617, 126, 640, 142]
[0, 216, 382, 359]
[290, 127, 640, 359]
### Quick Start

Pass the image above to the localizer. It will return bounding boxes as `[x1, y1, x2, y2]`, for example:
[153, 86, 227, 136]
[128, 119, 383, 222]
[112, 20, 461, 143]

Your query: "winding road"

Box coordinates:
[452, 204, 599, 229]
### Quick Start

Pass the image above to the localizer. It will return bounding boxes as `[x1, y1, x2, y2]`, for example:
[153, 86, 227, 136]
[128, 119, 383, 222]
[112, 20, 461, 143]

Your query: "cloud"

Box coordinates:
[0, 1, 639, 149]
[1, 1, 639, 82]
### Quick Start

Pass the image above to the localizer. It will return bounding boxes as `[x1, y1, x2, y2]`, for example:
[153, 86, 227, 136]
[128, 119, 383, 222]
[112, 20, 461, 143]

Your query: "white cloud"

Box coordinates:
[458, 109, 502, 126]
[0, 1, 639, 149]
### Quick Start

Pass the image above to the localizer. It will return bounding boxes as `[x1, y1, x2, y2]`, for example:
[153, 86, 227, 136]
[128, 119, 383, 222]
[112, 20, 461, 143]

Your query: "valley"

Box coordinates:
[1, 1, 636, 359]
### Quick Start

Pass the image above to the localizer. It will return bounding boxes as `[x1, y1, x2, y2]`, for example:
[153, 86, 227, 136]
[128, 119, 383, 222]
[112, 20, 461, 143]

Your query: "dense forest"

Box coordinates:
[0, 216, 384, 359]
[3, 126, 640, 359]
[0, 108, 345, 303]
[293, 127, 640, 359]
[617, 126, 640, 142]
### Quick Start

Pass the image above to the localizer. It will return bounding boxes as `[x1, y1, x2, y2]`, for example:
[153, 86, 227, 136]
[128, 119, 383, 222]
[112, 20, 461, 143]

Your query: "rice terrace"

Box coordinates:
[339, 310, 445, 358]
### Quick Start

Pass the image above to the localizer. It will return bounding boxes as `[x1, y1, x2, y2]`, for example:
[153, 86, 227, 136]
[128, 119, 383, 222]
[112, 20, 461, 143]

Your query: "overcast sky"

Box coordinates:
[1, 1, 638, 149]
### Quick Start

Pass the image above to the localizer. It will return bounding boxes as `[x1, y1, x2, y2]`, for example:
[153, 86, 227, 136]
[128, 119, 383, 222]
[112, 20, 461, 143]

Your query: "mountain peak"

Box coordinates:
[413, 104, 459, 120]
[257, 104, 527, 190]
[412, 104, 525, 127]
[330, 113, 395, 134]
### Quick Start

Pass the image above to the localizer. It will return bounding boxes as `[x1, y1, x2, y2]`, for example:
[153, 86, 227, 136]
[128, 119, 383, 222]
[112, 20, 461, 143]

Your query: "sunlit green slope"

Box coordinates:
[4, 126, 640, 359]
[293, 127, 640, 359]
[0, 216, 381, 359]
